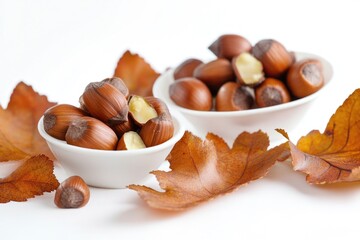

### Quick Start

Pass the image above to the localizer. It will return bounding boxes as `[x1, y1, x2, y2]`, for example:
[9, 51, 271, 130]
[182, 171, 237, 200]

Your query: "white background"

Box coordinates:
[1, 0, 360, 239]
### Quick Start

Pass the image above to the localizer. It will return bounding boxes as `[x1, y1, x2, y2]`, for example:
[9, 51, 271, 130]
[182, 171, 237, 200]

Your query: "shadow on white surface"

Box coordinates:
[266, 161, 360, 197]
[113, 200, 182, 225]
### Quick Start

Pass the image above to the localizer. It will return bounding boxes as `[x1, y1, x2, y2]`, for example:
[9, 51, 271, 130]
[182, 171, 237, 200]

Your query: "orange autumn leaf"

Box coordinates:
[277, 89, 360, 184]
[113, 50, 160, 96]
[0, 82, 56, 162]
[129, 131, 288, 211]
[0, 155, 59, 203]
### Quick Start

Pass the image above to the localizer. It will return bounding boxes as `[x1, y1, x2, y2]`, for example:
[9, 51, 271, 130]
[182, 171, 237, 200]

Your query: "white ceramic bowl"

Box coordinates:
[153, 52, 333, 143]
[38, 115, 184, 188]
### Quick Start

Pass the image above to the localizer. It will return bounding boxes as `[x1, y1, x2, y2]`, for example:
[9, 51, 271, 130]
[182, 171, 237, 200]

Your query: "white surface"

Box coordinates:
[37, 115, 184, 188]
[0, 0, 360, 239]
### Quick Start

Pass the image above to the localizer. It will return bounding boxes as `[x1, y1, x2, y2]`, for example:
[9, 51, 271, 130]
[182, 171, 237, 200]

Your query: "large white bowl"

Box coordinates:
[153, 52, 333, 143]
[38, 115, 185, 189]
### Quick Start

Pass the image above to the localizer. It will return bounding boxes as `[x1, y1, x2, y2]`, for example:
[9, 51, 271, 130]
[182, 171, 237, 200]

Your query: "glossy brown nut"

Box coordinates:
[232, 52, 265, 87]
[173, 58, 203, 80]
[286, 59, 324, 98]
[110, 117, 137, 137]
[144, 96, 173, 121]
[209, 34, 252, 60]
[193, 58, 235, 94]
[252, 39, 293, 78]
[43, 104, 87, 140]
[169, 77, 213, 111]
[65, 116, 118, 150]
[82, 82, 128, 124]
[101, 77, 129, 99]
[215, 82, 254, 111]
[139, 97, 174, 147]
[78, 95, 89, 113]
[255, 78, 291, 107]
[54, 176, 90, 209]
[139, 117, 174, 147]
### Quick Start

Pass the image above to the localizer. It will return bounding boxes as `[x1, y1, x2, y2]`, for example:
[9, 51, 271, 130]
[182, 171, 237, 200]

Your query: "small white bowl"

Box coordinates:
[38, 115, 185, 188]
[153, 52, 333, 143]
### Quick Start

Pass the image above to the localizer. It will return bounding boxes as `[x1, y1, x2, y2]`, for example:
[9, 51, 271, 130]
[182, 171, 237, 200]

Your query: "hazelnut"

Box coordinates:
[65, 116, 118, 150]
[193, 58, 235, 94]
[110, 117, 137, 137]
[81, 82, 128, 124]
[117, 131, 146, 150]
[169, 77, 213, 111]
[43, 104, 87, 140]
[232, 52, 265, 87]
[208, 34, 252, 60]
[252, 39, 293, 78]
[139, 97, 174, 147]
[144, 96, 173, 120]
[101, 77, 129, 99]
[173, 58, 203, 80]
[54, 176, 90, 208]
[255, 78, 291, 107]
[286, 59, 324, 98]
[215, 82, 254, 111]
[78, 95, 89, 113]
[128, 95, 158, 126]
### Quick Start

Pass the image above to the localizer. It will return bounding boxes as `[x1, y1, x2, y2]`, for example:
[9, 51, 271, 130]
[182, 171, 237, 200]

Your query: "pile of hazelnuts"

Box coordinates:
[43, 77, 174, 151]
[169, 34, 325, 111]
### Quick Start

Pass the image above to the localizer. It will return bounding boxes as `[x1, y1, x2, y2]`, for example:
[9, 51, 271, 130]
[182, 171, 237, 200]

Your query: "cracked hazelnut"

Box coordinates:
[232, 52, 265, 87]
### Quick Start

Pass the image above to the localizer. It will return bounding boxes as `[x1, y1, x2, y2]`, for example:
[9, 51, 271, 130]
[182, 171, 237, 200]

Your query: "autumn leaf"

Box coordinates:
[277, 88, 360, 184]
[113, 50, 160, 96]
[129, 131, 288, 211]
[0, 82, 56, 162]
[0, 155, 59, 203]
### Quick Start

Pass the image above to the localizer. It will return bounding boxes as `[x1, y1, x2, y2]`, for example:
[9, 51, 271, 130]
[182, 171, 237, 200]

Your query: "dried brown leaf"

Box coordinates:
[114, 50, 160, 96]
[277, 89, 360, 184]
[0, 155, 59, 203]
[0, 82, 56, 162]
[129, 131, 288, 211]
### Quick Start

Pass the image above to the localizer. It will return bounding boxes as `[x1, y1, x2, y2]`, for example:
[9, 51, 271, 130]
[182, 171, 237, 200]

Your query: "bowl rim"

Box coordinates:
[38, 115, 184, 156]
[153, 51, 334, 118]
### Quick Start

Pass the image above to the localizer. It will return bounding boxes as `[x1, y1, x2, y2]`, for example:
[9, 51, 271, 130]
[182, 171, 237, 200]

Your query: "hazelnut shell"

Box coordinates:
[139, 97, 174, 147]
[252, 39, 293, 78]
[215, 82, 254, 111]
[286, 59, 324, 98]
[255, 78, 291, 107]
[209, 34, 252, 60]
[54, 176, 90, 209]
[193, 58, 235, 94]
[43, 104, 87, 140]
[173, 58, 203, 80]
[82, 82, 128, 124]
[169, 77, 213, 111]
[101, 77, 129, 99]
[65, 116, 118, 150]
